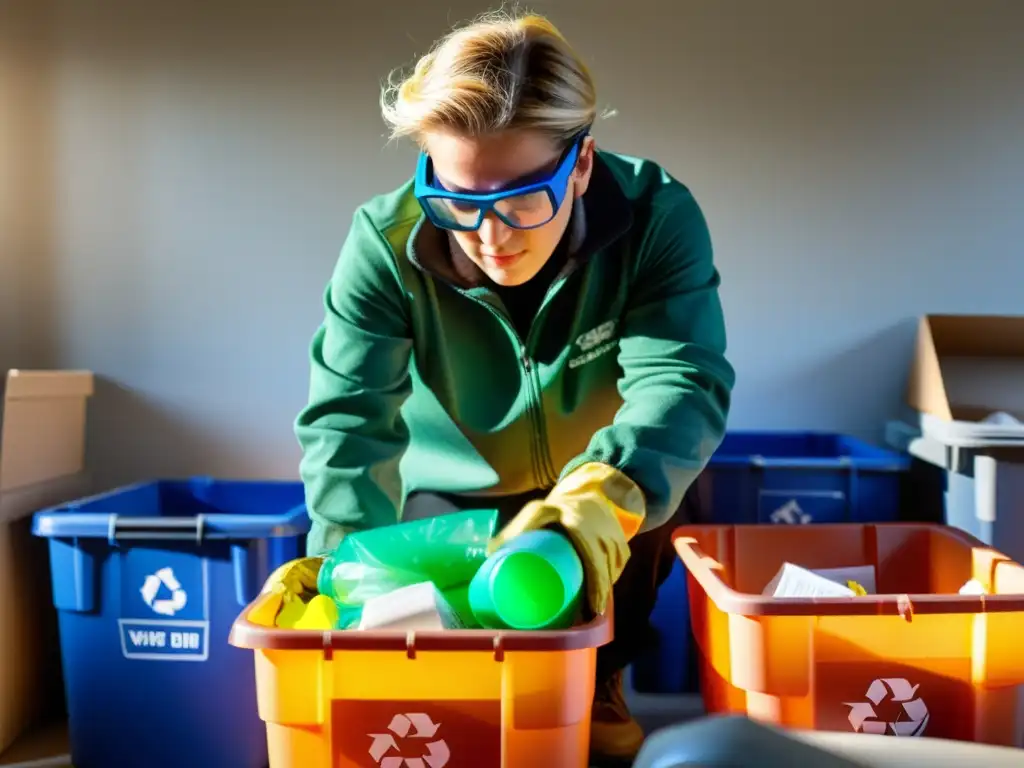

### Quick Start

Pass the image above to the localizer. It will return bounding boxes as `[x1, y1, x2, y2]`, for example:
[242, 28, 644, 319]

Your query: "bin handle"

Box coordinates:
[749, 455, 904, 472]
[108, 515, 206, 545]
[750, 456, 854, 469]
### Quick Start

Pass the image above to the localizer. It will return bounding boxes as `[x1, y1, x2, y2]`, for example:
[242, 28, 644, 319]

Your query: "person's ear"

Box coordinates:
[572, 136, 596, 199]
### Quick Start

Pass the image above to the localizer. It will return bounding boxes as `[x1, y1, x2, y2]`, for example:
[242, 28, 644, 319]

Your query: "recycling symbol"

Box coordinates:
[770, 500, 812, 525]
[368, 713, 449, 768]
[845, 678, 929, 736]
[140, 567, 188, 617]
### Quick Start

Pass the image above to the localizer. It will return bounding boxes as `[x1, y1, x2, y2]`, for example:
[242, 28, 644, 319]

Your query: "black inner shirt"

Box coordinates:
[489, 236, 570, 340]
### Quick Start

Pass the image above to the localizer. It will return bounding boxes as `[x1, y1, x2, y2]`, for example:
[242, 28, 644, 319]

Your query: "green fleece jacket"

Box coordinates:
[296, 150, 735, 556]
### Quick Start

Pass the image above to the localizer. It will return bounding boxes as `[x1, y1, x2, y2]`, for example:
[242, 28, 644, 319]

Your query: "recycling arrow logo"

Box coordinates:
[140, 567, 188, 617]
[368, 713, 449, 768]
[845, 678, 929, 736]
[770, 500, 812, 525]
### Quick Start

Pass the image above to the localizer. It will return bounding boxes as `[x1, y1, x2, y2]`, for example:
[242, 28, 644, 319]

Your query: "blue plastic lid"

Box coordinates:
[32, 477, 311, 543]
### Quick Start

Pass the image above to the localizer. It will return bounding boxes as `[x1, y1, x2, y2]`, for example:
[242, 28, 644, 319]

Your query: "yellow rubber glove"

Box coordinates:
[282, 594, 339, 630]
[488, 462, 646, 616]
[261, 556, 324, 620]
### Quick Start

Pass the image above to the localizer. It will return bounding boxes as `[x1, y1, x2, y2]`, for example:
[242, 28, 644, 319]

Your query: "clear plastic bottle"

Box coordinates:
[317, 509, 498, 628]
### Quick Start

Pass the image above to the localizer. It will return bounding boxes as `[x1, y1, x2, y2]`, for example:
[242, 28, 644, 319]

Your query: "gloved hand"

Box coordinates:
[261, 556, 324, 605]
[487, 462, 646, 615]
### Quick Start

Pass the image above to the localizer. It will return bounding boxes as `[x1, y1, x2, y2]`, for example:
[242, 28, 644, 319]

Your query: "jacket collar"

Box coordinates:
[406, 151, 634, 290]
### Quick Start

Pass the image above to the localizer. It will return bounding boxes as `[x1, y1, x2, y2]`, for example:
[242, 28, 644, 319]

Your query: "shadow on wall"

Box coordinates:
[0, 1, 58, 372]
[85, 376, 280, 492]
[743, 318, 919, 440]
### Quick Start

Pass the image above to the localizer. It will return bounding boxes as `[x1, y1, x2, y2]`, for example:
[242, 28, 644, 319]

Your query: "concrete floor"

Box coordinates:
[625, 667, 706, 736]
[590, 681, 706, 768]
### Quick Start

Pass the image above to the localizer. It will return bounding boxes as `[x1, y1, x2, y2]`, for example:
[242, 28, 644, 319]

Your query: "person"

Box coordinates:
[265, 9, 734, 763]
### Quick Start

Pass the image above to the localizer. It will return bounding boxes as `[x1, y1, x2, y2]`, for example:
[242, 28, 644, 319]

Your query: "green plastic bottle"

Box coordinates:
[468, 529, 584, 631]
[317, 509, 498, 628]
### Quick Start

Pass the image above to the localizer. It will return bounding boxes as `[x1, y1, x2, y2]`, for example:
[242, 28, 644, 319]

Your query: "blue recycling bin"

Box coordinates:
[704, 431, 910, 525]
[33, 478, 310, 768]
[631, 558, 696, 695]
[633, 431, 910, 696]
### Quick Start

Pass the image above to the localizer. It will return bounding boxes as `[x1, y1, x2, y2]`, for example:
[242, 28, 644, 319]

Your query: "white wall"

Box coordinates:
[13, 0, 1024, 488]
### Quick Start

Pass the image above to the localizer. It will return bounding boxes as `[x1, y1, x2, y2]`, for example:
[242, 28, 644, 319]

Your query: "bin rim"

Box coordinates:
[709, 430, 910, 472]
[228, 592, 614, 656]
[672, 522, 1024, 617]
[31, 477, 311, 541]
[711, 455, 909, 472]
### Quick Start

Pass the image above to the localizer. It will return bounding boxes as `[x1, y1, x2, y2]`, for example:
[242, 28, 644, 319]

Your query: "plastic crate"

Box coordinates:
[675, 522, 1024, 745]
[703, 432, 910, 526]
[32, 478, 310, 768]
[229, 591, 612, 768]
[633, 432, 911, 697]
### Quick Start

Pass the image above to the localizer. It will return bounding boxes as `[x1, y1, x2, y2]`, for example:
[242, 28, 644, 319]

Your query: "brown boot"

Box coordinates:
[590, 670, 645, 763]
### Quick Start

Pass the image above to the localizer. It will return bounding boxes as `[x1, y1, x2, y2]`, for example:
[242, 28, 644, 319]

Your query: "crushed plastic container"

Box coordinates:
[32, 478, 310, 768]
[675, 522, 1024, 745]
[229, 590, 612, 768]
[635, 714, 1024, 768]
[634, 715, 865, 768]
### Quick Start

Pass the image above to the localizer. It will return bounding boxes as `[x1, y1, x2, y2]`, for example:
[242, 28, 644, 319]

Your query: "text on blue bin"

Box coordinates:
[119, 619, 210, 662]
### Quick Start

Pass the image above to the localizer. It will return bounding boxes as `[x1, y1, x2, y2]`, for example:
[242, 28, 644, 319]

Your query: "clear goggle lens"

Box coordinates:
[422, 190, 556, 230]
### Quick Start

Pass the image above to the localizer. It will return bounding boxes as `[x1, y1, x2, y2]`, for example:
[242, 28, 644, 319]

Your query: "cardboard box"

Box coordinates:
[0, 718, 69, 766]
[0, 370, 93, 754]
[907, 315, 1024, 423]
[0, 370, 93, 491]
[0, 474, 89, 756]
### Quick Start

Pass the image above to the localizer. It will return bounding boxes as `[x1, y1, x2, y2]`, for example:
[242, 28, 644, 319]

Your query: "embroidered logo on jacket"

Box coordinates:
[569, 320, 618, 369]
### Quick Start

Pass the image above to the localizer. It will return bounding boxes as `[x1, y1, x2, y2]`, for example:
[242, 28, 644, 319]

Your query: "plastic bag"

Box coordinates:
[317, 509, 498, 628]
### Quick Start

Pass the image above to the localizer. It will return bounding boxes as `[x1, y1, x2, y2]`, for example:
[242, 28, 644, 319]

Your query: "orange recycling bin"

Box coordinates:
[229, 592, 611, 768]
[675, 522, 1024, 746]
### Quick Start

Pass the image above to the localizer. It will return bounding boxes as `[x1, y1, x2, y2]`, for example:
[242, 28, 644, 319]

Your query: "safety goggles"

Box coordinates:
[413, 130, 588, 232]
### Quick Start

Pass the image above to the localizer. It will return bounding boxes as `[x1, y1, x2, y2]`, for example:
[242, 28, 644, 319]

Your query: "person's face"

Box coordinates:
[422, 128, 595, 287]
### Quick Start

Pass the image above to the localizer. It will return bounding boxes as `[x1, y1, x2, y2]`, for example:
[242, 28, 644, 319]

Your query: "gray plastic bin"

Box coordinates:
[886, 418, 1024, 564]
[635, 715, 1024, 767]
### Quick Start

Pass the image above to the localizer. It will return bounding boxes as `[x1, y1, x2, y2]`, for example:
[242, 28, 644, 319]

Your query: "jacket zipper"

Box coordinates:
[465, 295, 553, 488]
[461, 261, 585, 490]
[522, 264, 584, 486]
[518, 346, 559, 487]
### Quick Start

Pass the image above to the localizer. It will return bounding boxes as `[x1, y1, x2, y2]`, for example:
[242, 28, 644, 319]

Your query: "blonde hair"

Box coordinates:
[381, 10, 598, 144]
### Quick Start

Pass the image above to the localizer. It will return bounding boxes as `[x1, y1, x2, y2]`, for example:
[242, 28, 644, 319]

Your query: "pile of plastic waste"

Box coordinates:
[277, 509, 585, 633]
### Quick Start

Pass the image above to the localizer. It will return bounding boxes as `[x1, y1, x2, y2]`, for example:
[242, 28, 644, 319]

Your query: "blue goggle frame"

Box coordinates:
[413, 130, 589, 232]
